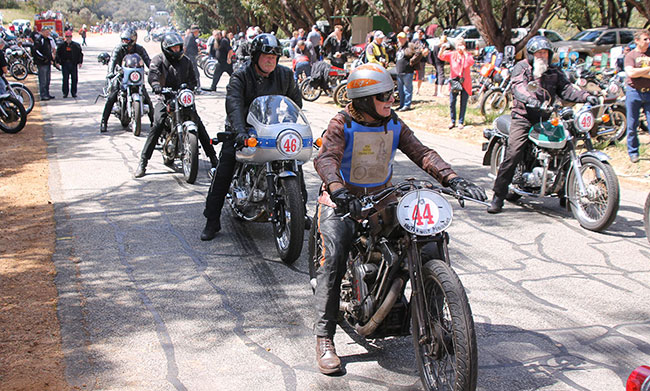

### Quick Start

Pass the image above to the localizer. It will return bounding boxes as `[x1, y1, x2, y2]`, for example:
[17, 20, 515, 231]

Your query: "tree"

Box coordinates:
[359, 0, 436, 31]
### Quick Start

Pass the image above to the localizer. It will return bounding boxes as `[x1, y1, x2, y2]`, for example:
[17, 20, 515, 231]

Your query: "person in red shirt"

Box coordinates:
[438, 37, 474, 129]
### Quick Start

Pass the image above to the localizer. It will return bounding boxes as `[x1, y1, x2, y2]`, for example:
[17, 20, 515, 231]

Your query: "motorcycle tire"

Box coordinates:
[480, 89, 510, 119]
[468, 83, 482, 105]
[131, 100, 141, 137]
[413, 259, 478, 391]
[273, 176, 305, 265]
[182, 131, 199, 184]
[28, 60, 37, 75]
[144, 35, 150, 42]
[567, 156, 619, 232]
[119, 101, 130, 127]
[10, 62, 28, 81]
[610, 106, 627, 142]
[489, 139, 521, 202]
[9, 83, 34, 115]
[0, 96, 27, 133]
[307, 210, 322, 292]
[643, 193, 650, 242]
[204, 61, 217, 79]
[300, 79, 321, 102]
[333, 82, 349, 107]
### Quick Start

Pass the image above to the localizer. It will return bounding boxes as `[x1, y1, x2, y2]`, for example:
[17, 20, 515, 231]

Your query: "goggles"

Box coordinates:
[122, 38, 133, 44]
[259, 44, 282, 56]
[374, 89, 394, 102]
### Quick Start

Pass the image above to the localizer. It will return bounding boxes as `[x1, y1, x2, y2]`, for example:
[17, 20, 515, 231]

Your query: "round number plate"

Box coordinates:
[576, 111, 594, 132]
[397, 189, 453, 236]
[277, 131, 302, 156]
[178, 90, 194, 107]
[129, 71, 141, 82]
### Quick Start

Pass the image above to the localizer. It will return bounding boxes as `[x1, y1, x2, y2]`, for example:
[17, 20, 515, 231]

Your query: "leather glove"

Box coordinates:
[152, 84, 162, 94]
[585, 95, 599, 106]
[448, 177, 488, 202]
[330, 187, 362, 219]
[526, 98, 541, 110]
[234, 132, 249, 148]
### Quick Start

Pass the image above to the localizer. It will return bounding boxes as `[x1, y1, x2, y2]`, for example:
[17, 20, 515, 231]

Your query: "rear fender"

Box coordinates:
[482, 134, 505, 166]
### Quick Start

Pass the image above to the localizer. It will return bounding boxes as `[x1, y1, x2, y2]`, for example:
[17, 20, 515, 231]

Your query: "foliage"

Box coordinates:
[0, 0, 21, 9]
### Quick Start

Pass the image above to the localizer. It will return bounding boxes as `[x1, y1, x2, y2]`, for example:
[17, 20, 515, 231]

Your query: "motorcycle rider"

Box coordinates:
[311, 63, 487, 374]
[487, 36, 598, 214]
[100, 28, 154, 133]
[201, 33, 303, 241]
[134, 32, 218, 178]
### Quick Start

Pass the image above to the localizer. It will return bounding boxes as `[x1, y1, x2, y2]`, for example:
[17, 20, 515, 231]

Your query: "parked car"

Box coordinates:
[553, 27, 639, 60]
[536, 28, 564, 42]
[447, 26, 486, 51]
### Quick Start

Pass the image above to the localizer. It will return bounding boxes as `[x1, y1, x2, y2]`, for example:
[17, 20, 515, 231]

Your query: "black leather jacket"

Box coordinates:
[108, 43, 151, 75]
[148, 53, 197, 91]
[225, 62, 302, 134]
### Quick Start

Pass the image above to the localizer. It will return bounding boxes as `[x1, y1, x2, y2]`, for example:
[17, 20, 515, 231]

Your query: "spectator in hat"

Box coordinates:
[184, 24, 202, 90]
[55, 30, 83, 98]
[366, 31, 389, 66]
[33, 26, 57, 100]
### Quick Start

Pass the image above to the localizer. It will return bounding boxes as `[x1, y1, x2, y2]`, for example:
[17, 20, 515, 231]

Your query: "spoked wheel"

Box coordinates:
[333, 82, 349, 107]
[413, 260, 477, 391]
[0, 96, 27, 133]
[489, 139, 521, 202]
[307, 209, 322, 292]
[609, 107, 627, 142]
[567, 156, 619, 232]
[273, 176, 305, 265]
[480, 89, 509, 119]
[644, 193, 650, 243]
[300, 79, 321, 102]
[204, 61, 217, 78]
[131, 100, 141, 136]
[182, 131, 199, 184]
[9, 83, 34, 114]
[119, 100, 130, 127]
[10, 63, 27, 81]
[28, 60, 38, 75]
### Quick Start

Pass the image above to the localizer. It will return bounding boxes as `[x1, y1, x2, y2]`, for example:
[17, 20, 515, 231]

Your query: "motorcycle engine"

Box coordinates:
[350, 261, 378, 324]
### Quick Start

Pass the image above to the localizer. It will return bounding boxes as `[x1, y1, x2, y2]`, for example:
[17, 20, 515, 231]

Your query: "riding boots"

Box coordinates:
[134, 159, 147, 178]
[316, 336, 341, 374]
[100, 122, 107, 133]
[200, 218, 221, 241]
[487, 194, 504, 214]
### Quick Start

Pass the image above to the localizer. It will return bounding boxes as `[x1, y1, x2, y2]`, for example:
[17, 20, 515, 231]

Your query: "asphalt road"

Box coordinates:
[44, 33, 650, 391]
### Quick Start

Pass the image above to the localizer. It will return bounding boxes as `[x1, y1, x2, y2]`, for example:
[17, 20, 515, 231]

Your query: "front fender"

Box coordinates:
[580, 150, 611, 163]
[182, 120, 198, 134]
[131, 92, 140, 102]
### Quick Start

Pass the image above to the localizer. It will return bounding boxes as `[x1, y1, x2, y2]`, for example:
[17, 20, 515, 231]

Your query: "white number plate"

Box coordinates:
[576, 111, 594, 132]
[179, 90, 194, 107]
[278, 131, 302, 155]
[397, 189, 453, 236]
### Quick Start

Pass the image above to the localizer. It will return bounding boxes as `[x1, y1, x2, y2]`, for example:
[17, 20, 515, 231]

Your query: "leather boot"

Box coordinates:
[100, 122, 107, 133]
[316, 336, 341, 375]
[200, 218, 221, 241]
[487, 195, 505, 214]
[134, 159, 147, 178]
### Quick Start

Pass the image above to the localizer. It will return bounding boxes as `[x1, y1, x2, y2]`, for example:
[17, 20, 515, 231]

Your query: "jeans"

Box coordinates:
[396, 73, 413, 109]
[61, 62, 78, 97]
[37, 64, 51, 99]
[450, 88, 469, 124]
[294, 61, 311, 83]
[209, 61, 233, 90]
[624, 86, 647, 157]
[188, 55, 200, 88]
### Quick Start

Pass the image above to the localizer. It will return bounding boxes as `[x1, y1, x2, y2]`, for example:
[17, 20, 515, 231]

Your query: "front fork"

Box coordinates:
[265, 162, 278, 223]
[568, 140, 589, 197]
[407, 236, 431, 349]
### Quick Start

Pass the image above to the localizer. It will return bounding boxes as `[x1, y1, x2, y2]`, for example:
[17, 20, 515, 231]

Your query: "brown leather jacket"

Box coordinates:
[314, 105, 458, 198]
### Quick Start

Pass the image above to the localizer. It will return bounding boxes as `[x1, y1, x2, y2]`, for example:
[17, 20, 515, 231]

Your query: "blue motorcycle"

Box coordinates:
[117, 53, 147, 136]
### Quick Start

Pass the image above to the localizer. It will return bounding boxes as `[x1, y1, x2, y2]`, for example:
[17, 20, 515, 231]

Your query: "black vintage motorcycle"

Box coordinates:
[308, 179, 481, 391]
[482, 82, 620, 232]
[158, 85, 200, 183]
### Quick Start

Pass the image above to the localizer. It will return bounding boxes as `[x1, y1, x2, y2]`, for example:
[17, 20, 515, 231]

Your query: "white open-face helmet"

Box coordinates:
[346, 63, 394, 99]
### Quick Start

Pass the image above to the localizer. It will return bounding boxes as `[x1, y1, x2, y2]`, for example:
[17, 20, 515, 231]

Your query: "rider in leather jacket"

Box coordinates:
[487, 36, 597, 213]
[100, 29, 154, 132]
[200, 33, 303, 241]
[311, 63, 486, 375]
[133, 32, 217, 178]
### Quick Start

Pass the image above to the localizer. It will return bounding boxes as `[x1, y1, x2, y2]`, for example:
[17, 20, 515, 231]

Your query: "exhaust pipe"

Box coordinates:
[354, 277, 404, 336]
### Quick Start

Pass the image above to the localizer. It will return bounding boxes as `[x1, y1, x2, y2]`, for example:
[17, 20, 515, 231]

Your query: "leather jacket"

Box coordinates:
[148, 53, 197, 92]
[225, 62, 302, 134]
[314, 105, 458, 198]
[511, 59, 589, 122]
[108, 43, 151, 75]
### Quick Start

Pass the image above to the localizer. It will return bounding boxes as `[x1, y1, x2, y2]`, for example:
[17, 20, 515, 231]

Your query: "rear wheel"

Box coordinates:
[28, 60, 37, 75]
[10, 62, 27, 81]
[131, 100, 141, 136]
[480, 89, 509, 119]
[489, 139, 521, 202]
[204, 60, 217, 78]
[182, 131, 199, 184]
[300, 79, 321, 102]
[333, 82, 349, 107]
[0, 96, 27, 133]
[273, 176, 305, 265]
[610, 106, 627, 142]
[9, 83, 34, 114]
[413, 259, 477, 391]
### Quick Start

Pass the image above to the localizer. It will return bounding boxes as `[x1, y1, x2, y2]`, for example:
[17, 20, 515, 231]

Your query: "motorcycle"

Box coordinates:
[482, 82, 620, 232]
[300, 63, 348, 102]
[308, 179, 481, 390]
[2, 75, 34, 115]
[0, 91, 27, 133]
[115, 54, 147, 136]
[214, 95, 312, 264]
[158, 85, 201, 184]
[479, 65, 513, 119]
[5, 44, 32, 80]
[332, 68, 401, 108]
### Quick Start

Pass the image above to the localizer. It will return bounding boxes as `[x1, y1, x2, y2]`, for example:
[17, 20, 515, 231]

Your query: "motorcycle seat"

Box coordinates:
[495, 115, 511, 135]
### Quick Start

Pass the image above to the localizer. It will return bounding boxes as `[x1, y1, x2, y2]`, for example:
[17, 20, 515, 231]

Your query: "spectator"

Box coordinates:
[412, 28, 430, 94]
[184, 24, 201, 90]
[307, 25, 322, 60]
[78, 24, 87, 46]
[430, 35, 447, 96]
[616, 43, 633, 73]
[204, 31, 234, 92]
[365, 31, 389, 66]
[438, 37, 474, 129]
[623, 29, 650, 163]
[33, 26, 57, 101]
[395, 32, 418, 111]
[293, 51, 311, 82]
[55, 30, 83, 98]
[322, 25, 350, 69]
[289, 30, 299, 58]
[298, 28, 306, 41]
[296, 39, 317, 65]
[403, 25, 413, 42]
[207, 30, 220, 58]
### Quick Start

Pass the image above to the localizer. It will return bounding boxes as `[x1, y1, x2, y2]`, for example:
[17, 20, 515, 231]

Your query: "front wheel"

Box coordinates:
[9, 83, 34, 114]
[333, 82, 349, 107]
[131, 100, 141, 136]
[0, 96, 27, 133]
[300, 79, 321, 102]
[480, 89, 509, 119]
[567, 156, 619, 232]
[119, 98, 130, 127]
[489, 139, 521, 202]
[644, 193, 650, 243]
[28, 60, 38, 75]
[10, 62, 27, 80]
[413, 260, 478, 391]
[182, 131, 199, 184]
[273, 176, 305, 265]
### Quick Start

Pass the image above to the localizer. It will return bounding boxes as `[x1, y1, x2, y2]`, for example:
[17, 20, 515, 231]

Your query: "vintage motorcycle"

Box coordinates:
[0, 92, 27, 133]
[308, 179, 480, 390]
[158, 85, 201, 184]
[300, 63, 348, 102]
[116, 54, 147, 136]
[1, 75, 34, 115]
[482, 82, 620, 232]
[214, 95, 313, 264]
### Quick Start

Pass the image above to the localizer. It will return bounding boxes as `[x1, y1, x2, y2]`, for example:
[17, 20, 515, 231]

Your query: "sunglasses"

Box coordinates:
[374, 90, 394, 102]
[122, 38, 133, 43]
[260, 44, 282, 56]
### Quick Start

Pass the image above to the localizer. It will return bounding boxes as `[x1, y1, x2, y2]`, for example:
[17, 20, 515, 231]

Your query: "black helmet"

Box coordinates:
[250, 33, 282, 65]
[526, 35, 553, 64]
[120, 28, 137, 47]
[97, 51, 110, 65]
[161, 32, 184, 62]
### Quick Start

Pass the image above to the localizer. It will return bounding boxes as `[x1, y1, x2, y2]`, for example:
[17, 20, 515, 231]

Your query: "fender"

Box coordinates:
[131, 92, 141, 102]
[482, 134, 506, 166]
[579, 150, 611, 163]
[182, 120, 198, 134]
[278, 170, 297, 178]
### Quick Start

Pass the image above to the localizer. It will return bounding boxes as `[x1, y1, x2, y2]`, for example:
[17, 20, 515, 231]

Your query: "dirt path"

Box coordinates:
[0, 83, 70, 390]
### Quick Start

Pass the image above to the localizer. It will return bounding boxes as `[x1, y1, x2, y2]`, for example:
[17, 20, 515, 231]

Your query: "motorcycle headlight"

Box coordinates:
[276, 130, 303, 157]
[575, 110, 595, 133]
[178, 90, 195, 107]
[607, 83, 620, 95]
[129, 71, 141, 82]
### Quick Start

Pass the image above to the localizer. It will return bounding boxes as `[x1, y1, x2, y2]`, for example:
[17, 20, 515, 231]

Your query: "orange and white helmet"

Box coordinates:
[346, 63, 394, 99]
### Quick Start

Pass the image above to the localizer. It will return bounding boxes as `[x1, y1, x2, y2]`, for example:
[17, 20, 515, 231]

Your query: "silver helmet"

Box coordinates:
[346, 63, 394, 99]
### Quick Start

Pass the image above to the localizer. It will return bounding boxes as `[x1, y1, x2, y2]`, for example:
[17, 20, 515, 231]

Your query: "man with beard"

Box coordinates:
[487, 36, 598, 214]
